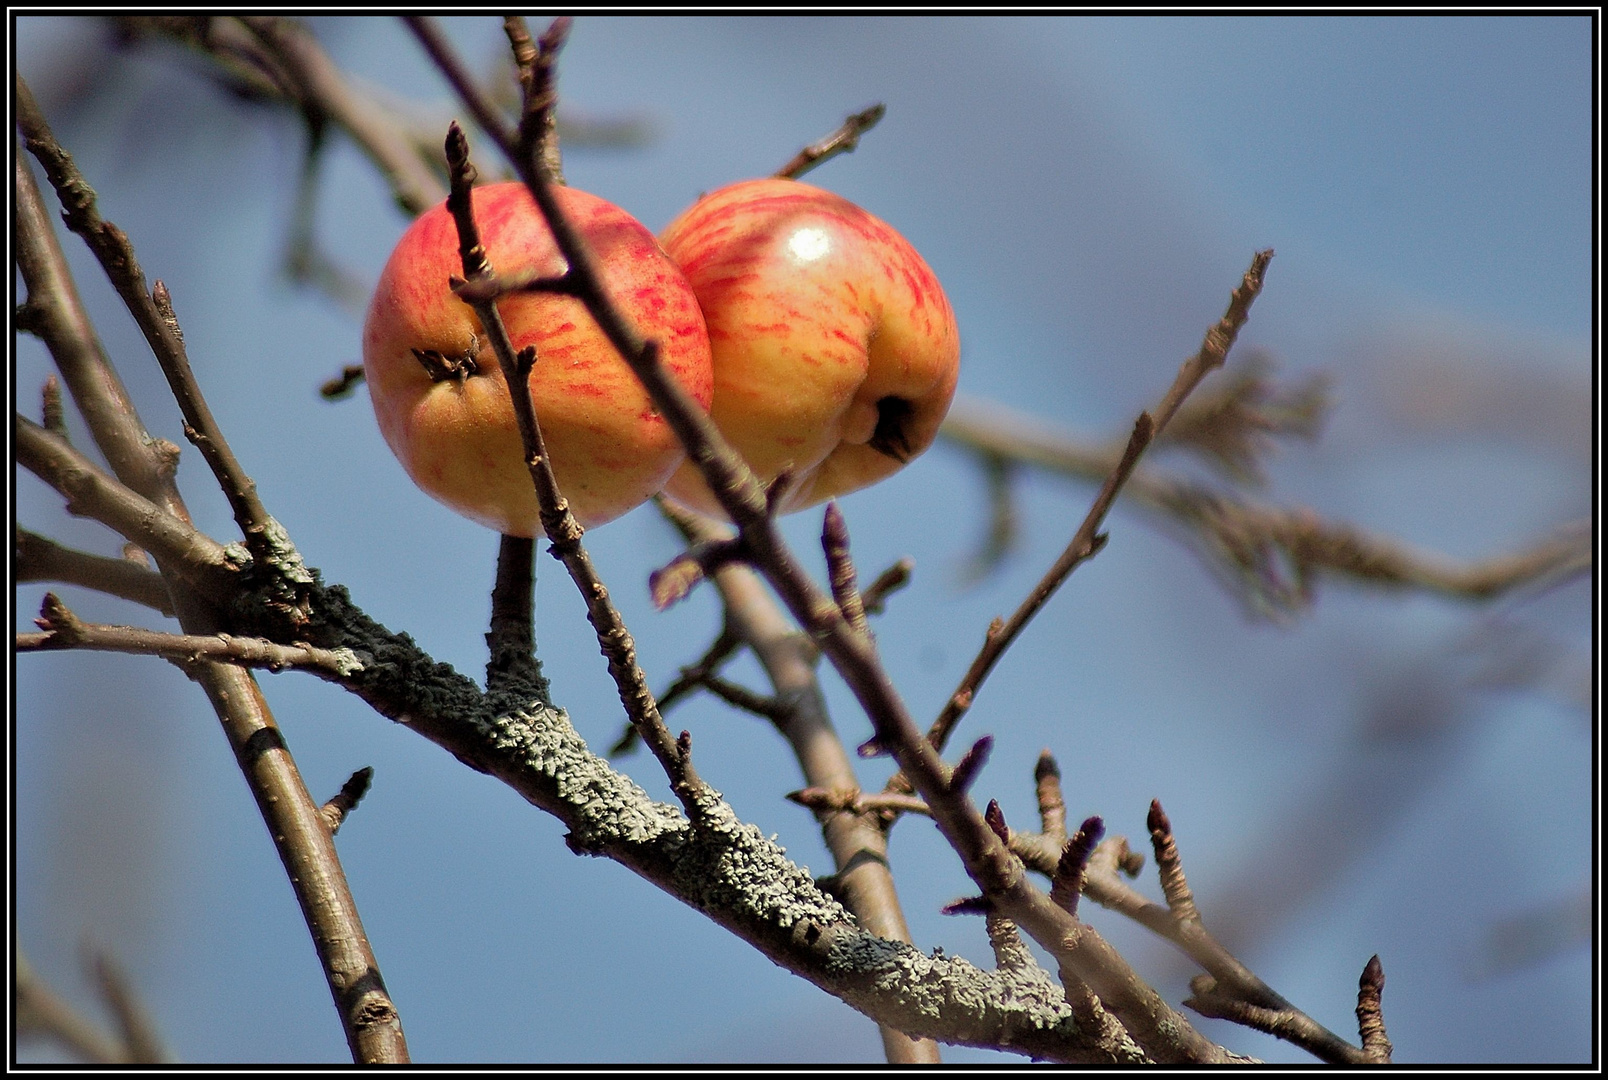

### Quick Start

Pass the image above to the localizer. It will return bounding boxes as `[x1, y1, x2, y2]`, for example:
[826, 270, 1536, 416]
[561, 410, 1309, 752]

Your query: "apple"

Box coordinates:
[657, 177, 960, 517]
[362, 181, 714, 536]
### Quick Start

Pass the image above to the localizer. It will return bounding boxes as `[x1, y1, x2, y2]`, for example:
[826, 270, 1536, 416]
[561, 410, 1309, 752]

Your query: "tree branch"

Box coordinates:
[16, 79, 408, 1063]
[16, 526, 177, 616]
[20, 592, 364, 678]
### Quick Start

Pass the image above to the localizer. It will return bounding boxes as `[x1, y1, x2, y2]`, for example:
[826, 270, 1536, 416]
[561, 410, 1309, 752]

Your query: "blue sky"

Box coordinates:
[14, 15, 1593, 1064]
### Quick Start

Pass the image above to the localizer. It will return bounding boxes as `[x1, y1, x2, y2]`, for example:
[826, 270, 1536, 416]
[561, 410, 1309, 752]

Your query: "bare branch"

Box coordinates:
[438, 121, 708, 817]
[18, 82, 277, 561]
[940, 395, 1590, 618]
[15, 951, 125, 1064]
[20, 592, 363, 678]
[924, 253, 1272, 756]
[17, 78, 407, 1063]
[237, 16, 446, 215]
[16, 415, 239, 604]
[775, 104, 887, 180]
[16, 527, 176, 615]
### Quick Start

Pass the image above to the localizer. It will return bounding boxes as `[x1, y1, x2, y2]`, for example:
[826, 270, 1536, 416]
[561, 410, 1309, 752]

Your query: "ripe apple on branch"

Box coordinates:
[363, 170, 959, 533]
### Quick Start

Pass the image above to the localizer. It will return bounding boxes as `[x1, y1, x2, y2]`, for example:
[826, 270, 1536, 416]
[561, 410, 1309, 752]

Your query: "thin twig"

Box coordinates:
[438, 121, 708, 815]
[924, 252, 1273, 756]
[775, 104, 886, 180]
[20, 592, 363, 677]
[940, 394, 1590, 617]
[860, 557, 914, 616]
[16, 415, 239, 604]
[822, 502, 870, 636]
[88, 950, 167, 1064]
[611, 624, 741, 755]
[238, 16, 446, 215]
[15, 951, 126, 1063]
[786, 787, 933, 818]
[18, 82, 277, 562]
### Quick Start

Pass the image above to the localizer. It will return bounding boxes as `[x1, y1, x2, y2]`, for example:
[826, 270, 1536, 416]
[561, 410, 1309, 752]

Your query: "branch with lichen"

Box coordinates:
[404, 17, 1264, 1061]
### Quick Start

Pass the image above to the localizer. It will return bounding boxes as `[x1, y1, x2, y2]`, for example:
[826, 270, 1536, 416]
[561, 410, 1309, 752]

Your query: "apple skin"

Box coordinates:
[657, 177, 960, 516]
[363, 182, 713, 536]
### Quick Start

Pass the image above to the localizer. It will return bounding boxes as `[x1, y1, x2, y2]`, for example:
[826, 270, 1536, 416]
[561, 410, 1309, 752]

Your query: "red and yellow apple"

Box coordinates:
[657, 177, 960, 516]
[362, 181, 713, 536]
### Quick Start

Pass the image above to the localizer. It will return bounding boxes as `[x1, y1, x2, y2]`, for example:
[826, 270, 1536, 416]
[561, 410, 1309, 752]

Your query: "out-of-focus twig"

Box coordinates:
[940, 395, 1592, 619]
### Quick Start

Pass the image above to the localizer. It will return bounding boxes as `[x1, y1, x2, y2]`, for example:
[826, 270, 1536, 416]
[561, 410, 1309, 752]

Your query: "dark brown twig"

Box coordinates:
[320, 364, 368, 400]
[822, 502, 870, 636]
[860, 557, 914, 616]
[611, 624, 741, 756]
[698, 672, 795, 723]
[775, 104, 886, 180]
